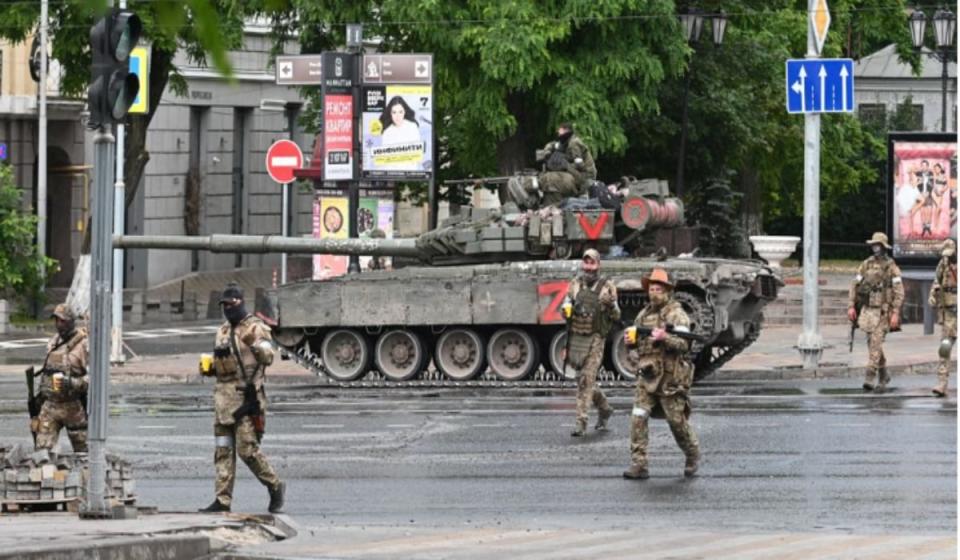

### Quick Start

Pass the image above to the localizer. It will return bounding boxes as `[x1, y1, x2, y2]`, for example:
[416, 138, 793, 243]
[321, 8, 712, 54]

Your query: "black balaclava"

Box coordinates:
[223, 303, 248, 326]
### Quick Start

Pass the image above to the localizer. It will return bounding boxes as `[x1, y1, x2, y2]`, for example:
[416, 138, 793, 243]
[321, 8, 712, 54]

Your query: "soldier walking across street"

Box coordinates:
[928, 239, 957, 397]
[622, 268, 699, 479]
[34, 304, 89, 453]
[847, 233, 905, 393]
[561, 249, 618, 437]
[199, 283, 286, 513]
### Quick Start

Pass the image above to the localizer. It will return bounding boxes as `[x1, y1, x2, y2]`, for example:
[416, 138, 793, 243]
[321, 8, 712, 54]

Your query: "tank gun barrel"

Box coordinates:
[113, 234, 423, 258]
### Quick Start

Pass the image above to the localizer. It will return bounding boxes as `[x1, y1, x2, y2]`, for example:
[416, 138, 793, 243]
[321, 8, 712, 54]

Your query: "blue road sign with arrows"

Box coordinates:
[785, 59, 854, 114]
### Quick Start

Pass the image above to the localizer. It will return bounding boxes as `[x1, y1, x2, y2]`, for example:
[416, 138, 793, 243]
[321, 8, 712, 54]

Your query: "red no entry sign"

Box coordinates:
[265, 139, 303, 184]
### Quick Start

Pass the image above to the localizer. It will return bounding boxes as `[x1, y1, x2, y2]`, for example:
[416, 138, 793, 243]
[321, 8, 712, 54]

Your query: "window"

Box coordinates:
[858, 103, 887, 132]
[903, 104, 923, 130]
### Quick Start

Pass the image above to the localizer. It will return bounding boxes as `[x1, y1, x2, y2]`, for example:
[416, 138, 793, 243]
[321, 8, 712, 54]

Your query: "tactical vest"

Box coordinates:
[857, 257, 896, 309]
[41, 329, 87, 401]
[569, 278, 613, 337]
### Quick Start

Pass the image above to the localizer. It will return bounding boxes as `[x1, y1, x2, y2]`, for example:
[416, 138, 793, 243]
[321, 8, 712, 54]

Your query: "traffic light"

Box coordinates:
[87, 9, 142, 129]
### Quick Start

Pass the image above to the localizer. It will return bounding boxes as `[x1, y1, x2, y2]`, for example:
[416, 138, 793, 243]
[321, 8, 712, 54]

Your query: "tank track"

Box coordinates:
[694, 314, 764, 380]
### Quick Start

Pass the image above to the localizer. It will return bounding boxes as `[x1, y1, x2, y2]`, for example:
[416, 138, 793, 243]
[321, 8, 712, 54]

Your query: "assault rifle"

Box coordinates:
[849, 300, 863, 353]
[24, 367, 44, 445]
[626, 324, 707, 346]
[233, 383, 265, 442]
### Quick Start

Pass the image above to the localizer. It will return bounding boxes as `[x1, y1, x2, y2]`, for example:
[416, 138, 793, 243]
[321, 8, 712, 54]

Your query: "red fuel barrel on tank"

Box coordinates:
[619, 196, 685, 231]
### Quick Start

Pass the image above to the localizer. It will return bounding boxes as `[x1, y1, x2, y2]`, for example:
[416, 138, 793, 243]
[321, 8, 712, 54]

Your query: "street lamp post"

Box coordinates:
[908, 7, 956, 132]
[675, 8, 727, 198]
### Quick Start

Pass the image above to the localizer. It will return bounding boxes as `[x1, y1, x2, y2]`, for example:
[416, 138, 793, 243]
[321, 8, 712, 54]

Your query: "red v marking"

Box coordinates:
[577, 212, 609, 240]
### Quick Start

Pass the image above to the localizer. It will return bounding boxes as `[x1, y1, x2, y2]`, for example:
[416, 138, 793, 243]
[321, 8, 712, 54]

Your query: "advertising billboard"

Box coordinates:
[323, 93, 355, 181]
[361, 85, 433, 178]
[888, 132, 957, 264]
[312, 193, 350, 280]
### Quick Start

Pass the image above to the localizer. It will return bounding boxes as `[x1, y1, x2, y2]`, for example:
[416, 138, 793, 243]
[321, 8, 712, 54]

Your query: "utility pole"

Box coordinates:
[37, 0, 48, 294]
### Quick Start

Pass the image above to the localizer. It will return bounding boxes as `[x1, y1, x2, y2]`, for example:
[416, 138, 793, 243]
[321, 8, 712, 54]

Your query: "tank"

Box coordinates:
[114, 177, 781, 385]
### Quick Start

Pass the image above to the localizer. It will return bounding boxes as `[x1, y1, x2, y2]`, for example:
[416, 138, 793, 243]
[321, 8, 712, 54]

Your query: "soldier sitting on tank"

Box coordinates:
[505, 123, 597, 210]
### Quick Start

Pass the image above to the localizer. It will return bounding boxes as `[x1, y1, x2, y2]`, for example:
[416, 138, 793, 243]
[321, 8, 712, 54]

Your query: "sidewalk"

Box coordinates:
[0, 511, 295, 560]
[0, 323, 949, 383]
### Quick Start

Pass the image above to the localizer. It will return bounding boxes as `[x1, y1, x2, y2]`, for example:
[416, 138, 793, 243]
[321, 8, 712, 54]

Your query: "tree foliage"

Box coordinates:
[0, 165, 57, 302]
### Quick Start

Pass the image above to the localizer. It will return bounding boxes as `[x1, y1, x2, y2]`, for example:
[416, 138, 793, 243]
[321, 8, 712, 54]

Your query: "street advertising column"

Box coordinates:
[312, 188, 350, 280]
[322, 52, 357, 182]
[361, 54, 434, 179]
[888, 132, 957, 265]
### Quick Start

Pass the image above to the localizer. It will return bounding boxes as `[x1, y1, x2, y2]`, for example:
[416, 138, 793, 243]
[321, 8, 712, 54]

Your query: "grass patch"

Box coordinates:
[10, 312, 51, 327]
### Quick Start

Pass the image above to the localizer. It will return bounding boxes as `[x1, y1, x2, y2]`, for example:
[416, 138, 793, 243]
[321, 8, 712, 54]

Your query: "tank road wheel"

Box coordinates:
[435, 328, 486, 381]
[321, 329, 371, 381]
[547, 330, 572, 379]
[375, 329, 427, 381]
[487, 328, 539, 381]
[609, 327, 637, 381]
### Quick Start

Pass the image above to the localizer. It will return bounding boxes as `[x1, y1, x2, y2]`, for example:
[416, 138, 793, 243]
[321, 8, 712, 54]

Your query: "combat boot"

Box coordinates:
[570, 420, 587, 437]
[595, 407, 613, 431]
[199, 499, 230, 513]
[863, 369, 877, 391]
[684, 453, 700, 478]
[622, 464, 649, 480]
[933, 376, 948, 397]
[268, 481, 286, 514]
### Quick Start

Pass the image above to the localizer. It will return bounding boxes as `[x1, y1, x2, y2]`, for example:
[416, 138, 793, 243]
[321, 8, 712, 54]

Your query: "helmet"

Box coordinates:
[50, 303, 74, 322]
[865, 232, 891, 249]
[942, 239, 956, 257]
[642, 268, 674, 291]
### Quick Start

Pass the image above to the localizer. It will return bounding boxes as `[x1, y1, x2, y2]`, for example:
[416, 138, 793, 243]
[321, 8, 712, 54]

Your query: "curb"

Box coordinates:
[0, 534, 211, 560]
[713, 361, 947, 381]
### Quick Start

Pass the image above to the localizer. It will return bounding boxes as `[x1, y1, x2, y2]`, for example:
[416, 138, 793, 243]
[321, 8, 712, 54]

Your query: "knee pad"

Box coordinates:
[215, 435, 235, 450]
[939, 337, 956, 359]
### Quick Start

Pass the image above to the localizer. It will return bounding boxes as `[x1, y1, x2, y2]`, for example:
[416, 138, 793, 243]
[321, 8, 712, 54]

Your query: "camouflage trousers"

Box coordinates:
[35, 399, 87, 453]
[213, 417, 281, 507]
[936, 310, 956, 392]
[539, 171, 580, 206]
[629, 386, 699, 468]
[574, 335, 611, 426]
[862, 329, 889, 386]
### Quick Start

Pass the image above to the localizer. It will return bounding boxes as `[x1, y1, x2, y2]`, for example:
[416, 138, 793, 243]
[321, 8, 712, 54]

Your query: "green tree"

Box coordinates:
[269, 0, 689, 180]
[0, 0, 249, 217]
[0, 165, 57, 302]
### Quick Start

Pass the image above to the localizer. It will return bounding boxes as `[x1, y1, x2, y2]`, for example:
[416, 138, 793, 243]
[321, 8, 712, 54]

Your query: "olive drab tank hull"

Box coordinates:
[266, 257, 780, 384]
[113, 175, 781, 385]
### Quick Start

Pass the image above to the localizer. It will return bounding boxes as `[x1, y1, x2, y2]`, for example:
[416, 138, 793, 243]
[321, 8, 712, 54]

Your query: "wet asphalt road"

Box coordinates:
[0, 376, 954, 535]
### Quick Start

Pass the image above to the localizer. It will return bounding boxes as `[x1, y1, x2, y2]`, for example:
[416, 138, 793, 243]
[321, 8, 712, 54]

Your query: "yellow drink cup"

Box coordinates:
[199, 353, 213, 375]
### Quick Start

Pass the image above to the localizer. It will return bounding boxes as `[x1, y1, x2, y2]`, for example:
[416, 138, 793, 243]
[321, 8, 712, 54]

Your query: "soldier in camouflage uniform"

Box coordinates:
[928, 239, 956, 397]
[561, 249, 618, 437]
[847, 232, 905, 393]
[622, 268, 699, 479]
[200, 284, 286, 513]
[536, 123, 597, 207]
[35, 304, 89, 453]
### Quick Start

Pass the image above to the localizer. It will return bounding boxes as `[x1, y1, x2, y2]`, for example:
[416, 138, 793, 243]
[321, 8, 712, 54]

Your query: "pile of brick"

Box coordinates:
[0, 445, 135, 511]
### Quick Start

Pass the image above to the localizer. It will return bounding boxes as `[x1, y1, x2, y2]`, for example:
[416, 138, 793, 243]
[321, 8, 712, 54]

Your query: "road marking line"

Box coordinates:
[471, 423, 509, 428]
[136, 425, 177, 430]
[302, 424, 344, 429]
[386, 424, 415, 428]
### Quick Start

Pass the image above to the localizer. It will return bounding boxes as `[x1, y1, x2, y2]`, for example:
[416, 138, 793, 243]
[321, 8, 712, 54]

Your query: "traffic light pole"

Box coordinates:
[37, 0, 48, 296]
[83, 125, 116, 518]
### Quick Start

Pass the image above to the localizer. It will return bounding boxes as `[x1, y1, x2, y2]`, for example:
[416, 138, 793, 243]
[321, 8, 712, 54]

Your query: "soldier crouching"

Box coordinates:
[622, 268, 699, 479]
[847, 232, 904, 393]
[199, 283, 286, 513]
[561, 249, 617, 437]
[35, 304, 89, 453]
[929, 239, 957, 397]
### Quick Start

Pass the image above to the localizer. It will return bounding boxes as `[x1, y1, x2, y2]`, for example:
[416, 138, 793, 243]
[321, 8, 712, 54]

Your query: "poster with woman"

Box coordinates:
[361, 85, 433, 177]
[312, 194, 350, 280]
[889, 134, 957, 262]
